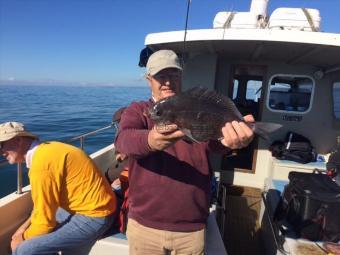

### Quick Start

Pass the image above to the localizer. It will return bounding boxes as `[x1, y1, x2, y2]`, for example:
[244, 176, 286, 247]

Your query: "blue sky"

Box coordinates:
[0, 0, 339, 86]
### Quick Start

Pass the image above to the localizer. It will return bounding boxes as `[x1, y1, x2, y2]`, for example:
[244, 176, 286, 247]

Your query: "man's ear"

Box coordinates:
[15, 136, 23, 146]
[17, 137, 29, 150]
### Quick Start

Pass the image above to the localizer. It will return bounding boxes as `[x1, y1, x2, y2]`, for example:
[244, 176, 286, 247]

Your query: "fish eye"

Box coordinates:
[156, 109, 162, 116]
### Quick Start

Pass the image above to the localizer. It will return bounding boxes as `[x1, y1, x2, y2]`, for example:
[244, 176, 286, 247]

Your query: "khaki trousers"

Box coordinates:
[127, 219, 205, 255]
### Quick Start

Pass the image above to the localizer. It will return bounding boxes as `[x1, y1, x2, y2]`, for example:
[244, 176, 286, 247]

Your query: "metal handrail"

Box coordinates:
[0, 123, 115, 195]
[67, 123, 114, 150]
[17, 163, 23, 194]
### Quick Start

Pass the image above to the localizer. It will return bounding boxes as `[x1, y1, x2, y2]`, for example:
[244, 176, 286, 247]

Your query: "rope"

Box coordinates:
[302, 8, 317, 32]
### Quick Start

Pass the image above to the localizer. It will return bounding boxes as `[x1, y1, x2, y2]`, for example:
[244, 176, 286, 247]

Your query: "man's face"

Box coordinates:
[147, 68, 182, 102]
[0, 137, 25, 164]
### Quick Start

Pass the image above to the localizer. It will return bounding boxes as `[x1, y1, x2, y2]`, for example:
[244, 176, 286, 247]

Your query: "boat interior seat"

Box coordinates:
[90, 231, 129, 255]
[89, 210, 228, 255]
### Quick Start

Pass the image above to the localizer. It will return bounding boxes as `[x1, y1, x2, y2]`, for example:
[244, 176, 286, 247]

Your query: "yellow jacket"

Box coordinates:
[24, 142, 116, 239]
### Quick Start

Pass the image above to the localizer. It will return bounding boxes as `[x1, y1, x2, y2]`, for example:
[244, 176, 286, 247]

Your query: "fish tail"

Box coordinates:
[252, 122, 282, 140]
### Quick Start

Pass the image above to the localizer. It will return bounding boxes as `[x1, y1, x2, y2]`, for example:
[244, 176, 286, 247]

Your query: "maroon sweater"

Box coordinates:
[115, 100, 228, 232]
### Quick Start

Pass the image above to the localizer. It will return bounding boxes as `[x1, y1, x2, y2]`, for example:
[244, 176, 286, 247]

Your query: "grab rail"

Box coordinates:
[67, 123, 114, 150]
[0, 123, 115, 195]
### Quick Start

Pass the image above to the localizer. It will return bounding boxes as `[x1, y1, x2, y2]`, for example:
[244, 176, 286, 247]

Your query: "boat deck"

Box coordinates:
[222, 186, 263, 255]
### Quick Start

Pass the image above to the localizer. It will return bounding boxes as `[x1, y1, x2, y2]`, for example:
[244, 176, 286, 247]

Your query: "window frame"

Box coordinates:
[266, 74, 315, 114]
[332, 82, 340, 119]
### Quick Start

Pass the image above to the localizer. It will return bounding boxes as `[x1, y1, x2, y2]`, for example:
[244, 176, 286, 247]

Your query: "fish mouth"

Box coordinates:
[147, 108, 159, 120]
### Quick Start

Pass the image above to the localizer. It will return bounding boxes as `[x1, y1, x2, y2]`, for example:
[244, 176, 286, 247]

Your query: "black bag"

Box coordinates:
[270, 132, 316, 164]
[277, 172, 340, 242]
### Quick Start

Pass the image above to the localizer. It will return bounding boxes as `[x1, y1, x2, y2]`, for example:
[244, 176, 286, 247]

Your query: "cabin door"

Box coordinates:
[221, 65, 266, 172]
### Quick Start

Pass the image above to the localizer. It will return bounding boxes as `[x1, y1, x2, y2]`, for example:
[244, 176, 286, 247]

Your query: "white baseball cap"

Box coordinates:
[146, 49, 182, 76]
[0, 122, 37, 142]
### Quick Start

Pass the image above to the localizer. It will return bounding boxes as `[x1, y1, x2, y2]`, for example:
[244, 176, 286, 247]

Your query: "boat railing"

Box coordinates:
[67, 123, 115, 150]
[0, 122, 115, 195]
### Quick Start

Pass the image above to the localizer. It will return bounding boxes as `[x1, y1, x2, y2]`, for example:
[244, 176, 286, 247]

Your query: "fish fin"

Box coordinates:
[184, 87, 243, 119]
[252, 122, 282, 140]
[181, 128, 201, 143]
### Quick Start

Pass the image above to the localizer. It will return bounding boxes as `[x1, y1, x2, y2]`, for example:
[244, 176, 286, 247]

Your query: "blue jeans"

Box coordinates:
[13, 208, 115, 255]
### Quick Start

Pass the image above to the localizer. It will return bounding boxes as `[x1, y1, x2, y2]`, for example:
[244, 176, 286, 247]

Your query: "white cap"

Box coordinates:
[146, 49, 182, 76]
[0, 122, 37, 142]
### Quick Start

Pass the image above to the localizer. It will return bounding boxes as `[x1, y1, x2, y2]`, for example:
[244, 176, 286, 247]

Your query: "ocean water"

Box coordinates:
[0, 85, 150, 197]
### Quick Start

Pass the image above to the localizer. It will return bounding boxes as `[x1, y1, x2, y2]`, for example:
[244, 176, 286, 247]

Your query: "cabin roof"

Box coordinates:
[145, 29, 340, 69]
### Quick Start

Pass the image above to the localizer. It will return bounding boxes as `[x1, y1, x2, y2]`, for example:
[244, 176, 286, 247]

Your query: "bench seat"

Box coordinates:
[89, 210, 227, 255]
[90, 232, 129, 255]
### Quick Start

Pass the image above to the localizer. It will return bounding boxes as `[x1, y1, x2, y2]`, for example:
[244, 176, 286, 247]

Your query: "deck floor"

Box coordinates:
[220, 186, 264, 255]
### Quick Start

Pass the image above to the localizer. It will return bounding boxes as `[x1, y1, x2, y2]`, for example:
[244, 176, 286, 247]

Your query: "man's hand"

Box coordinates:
[148, 124, 185, 151]
[220, 115, 255, 149]
[115, 152, 127, 162]
[11, 215, 31, 252]
[11, 231, 24, 252]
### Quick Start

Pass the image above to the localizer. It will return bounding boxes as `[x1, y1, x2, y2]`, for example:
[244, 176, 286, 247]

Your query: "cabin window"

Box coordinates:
[267, 75, 314, 113]
[246, 80, 262, 102]
[232, 79, 239, 99]
[230, 76, 262, 118]
[333, 82, 340, 119]
[232, 79, 262, 102]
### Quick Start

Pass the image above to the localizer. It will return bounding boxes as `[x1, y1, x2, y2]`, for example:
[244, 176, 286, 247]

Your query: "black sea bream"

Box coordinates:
[149, 87, 281, 142]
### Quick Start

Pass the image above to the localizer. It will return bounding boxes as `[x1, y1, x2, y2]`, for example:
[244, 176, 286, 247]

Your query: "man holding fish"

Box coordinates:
[115, 49, 255, 255]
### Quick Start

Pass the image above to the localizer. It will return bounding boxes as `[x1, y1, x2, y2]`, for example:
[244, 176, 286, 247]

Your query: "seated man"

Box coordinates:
[0, 121, 116, 255]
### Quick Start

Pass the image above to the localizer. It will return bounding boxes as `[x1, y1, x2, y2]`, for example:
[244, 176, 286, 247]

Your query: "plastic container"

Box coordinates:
[213, 12, 234, 28]
[213, 11, 259, 29]
[269, 8, 321, 32]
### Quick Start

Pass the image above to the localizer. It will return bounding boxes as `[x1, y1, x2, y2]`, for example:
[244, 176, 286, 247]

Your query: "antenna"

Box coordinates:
[182, 0, 192, 68]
